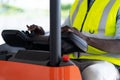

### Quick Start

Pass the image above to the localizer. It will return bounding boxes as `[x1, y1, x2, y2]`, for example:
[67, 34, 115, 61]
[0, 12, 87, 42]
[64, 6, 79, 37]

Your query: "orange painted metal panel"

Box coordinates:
[0, 61, 82, 80]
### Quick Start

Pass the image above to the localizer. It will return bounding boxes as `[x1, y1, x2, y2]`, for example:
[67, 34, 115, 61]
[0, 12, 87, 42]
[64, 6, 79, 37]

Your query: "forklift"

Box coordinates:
[0, 0, 82, 80]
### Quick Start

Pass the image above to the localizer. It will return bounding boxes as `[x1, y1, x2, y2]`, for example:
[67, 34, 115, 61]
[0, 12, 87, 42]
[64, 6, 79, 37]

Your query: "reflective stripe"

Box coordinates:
[82, 0, 118, 37]
[82, 0, 110, 34]
[71, 0, 88, 30]
[69, 0, 120, 66]
[71, 0, 83, 25]
[98, 0, 116, 34]
[79, 55, 120, 66]
[69, 52, 120, 66]
[105, 0, 120, 36]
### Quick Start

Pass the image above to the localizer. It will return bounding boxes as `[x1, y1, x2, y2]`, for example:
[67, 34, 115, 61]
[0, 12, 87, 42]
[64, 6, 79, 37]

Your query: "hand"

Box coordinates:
[61, 25, 88, 41]
[26, 24, 45, 35]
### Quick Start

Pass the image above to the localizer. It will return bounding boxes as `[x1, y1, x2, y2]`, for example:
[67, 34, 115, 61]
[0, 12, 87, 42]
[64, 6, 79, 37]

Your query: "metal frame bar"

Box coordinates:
[49, 0, 61, 66]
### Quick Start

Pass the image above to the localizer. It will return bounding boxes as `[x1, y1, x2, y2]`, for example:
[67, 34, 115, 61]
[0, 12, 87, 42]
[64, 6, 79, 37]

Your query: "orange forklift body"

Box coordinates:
[0, 61, 82, 80]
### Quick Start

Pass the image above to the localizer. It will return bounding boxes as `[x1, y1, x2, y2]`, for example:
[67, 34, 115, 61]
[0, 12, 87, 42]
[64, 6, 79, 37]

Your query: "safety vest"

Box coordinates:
[69, 0, 120, 66]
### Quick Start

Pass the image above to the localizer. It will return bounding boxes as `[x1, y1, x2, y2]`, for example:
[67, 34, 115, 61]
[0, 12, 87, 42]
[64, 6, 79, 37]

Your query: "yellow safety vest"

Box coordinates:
[69, 0, 120, 66]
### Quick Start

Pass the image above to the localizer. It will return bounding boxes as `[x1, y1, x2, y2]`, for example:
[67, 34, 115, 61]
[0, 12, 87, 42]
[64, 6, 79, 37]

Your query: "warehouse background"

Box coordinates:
[0, 0, 74, 44]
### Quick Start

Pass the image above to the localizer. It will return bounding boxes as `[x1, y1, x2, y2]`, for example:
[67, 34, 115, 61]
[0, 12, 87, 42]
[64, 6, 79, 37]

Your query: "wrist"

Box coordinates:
[83, 36, 90, 44]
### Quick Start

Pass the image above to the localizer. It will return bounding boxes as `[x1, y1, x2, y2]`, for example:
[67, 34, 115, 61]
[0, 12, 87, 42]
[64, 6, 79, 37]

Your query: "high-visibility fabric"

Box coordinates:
[69, 52, 120, 66]
[82, 0, 120, 36]
[69, 0, 120, 65]
[80, 55, 120, 66]
[70, 0, 88, 30]
[70, 0, 120, 36]
[87, 45, 107, 54]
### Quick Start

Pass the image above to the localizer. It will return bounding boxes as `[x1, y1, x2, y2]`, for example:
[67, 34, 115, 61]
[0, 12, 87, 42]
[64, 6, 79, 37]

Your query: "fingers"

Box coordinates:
[26, 24, 38, 31]
[26, 24, 45, 35]
[26, 25, 29, 28]
[61, 25, 85, 38]
[61, 26, 74, 33]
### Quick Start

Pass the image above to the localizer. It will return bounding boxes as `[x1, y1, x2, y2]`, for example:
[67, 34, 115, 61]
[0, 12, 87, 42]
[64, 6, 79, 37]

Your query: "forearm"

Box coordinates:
[61, 26, 120, 53]
[86, 37, 120, 53]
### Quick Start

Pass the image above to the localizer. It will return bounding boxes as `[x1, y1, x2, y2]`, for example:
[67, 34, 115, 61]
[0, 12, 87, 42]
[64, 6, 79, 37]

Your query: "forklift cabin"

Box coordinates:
[0, 0, 82, 80]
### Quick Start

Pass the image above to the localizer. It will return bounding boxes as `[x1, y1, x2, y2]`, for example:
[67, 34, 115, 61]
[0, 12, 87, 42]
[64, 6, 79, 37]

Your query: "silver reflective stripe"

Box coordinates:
[98, 0, 116, 34]
[104, 53, 120, 58]
[80, 52, 120, 58]
[72, 0, 83, 24]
